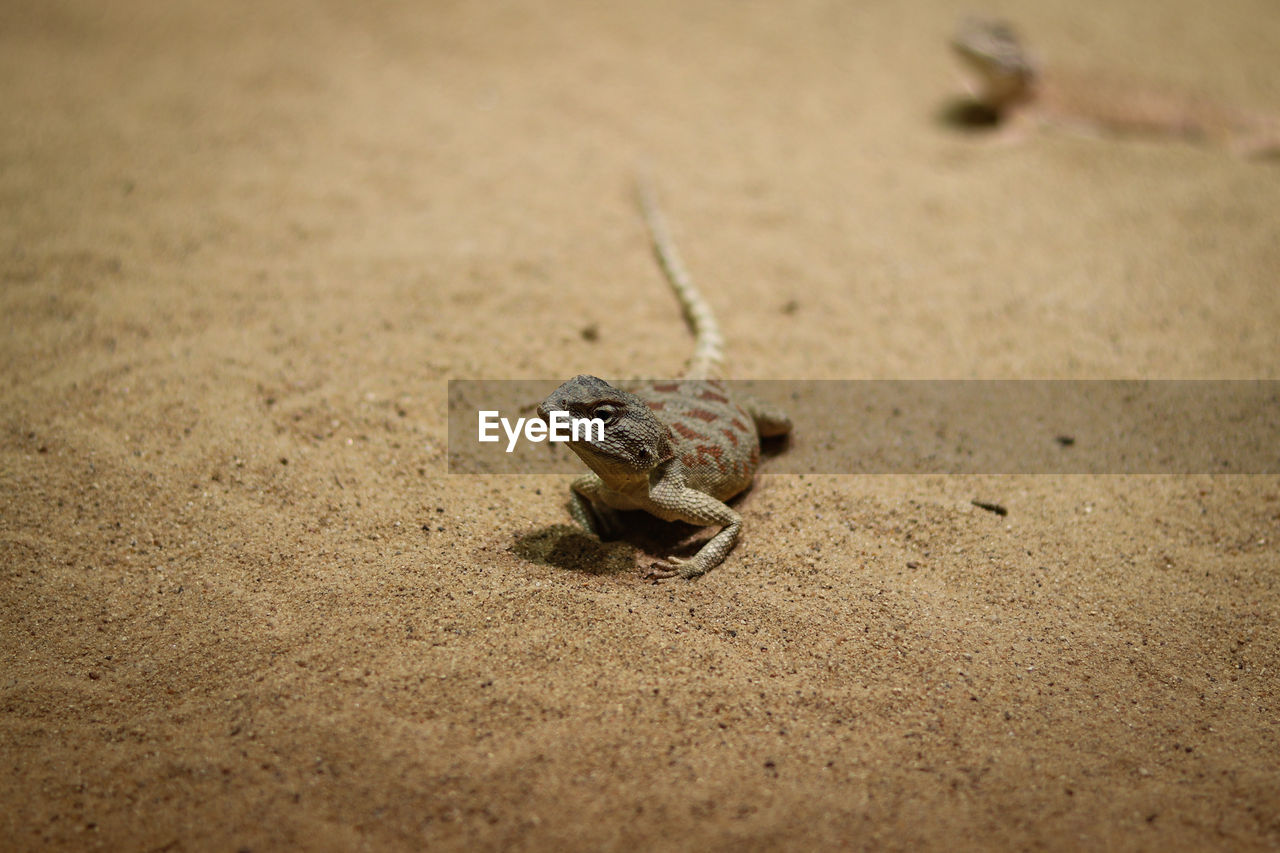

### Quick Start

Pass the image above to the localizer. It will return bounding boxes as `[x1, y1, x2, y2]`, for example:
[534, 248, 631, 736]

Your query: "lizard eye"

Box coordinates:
[593, 404, 620, 423]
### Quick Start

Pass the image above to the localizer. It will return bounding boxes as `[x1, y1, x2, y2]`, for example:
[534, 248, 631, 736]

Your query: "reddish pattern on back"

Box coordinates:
[698, 388, 730, 404]
[671, 421, 708, 441]
[632, 378, 760, 500]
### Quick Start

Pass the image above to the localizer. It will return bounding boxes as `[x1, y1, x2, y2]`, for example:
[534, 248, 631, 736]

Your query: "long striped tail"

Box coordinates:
[634, 173, 724, 380]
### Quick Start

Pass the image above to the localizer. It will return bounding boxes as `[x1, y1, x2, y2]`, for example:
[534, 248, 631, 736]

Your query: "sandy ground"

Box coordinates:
[3, 0, 1279, 849]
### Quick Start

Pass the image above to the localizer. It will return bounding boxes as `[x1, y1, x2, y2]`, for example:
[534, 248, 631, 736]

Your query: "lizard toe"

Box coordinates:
[645, 556, 707, 581]
[644, 558, 686, 581]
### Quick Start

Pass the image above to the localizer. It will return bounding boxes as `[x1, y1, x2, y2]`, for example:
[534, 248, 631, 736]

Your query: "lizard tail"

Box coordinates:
[634, 172, 724, 380]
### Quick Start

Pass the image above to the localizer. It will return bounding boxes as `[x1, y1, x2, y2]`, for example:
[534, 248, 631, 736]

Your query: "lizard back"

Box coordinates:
[632, 378, 761, 500]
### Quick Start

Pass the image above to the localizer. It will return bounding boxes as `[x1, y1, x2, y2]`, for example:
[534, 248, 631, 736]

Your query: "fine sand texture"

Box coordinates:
[3, 0, 1279, 849]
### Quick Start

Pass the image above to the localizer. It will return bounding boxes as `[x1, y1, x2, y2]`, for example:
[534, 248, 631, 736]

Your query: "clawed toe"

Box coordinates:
[644, 562, 681, 581]
[644, 557, 705, 581]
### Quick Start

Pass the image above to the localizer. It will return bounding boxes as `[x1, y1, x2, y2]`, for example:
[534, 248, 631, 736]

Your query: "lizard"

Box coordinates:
[949, 17, 1280, 158]
[537, 177, 791, 580]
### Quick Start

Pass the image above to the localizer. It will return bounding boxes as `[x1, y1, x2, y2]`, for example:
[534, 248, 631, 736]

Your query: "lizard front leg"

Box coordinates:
[643, 484, 742, 580]
[569, 473, 624, 540]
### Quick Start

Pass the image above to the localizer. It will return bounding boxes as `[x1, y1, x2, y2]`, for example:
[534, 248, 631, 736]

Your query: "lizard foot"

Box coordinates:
[644, 556, 705, 581]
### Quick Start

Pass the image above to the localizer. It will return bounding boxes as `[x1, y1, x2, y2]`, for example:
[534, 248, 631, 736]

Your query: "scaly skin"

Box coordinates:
[950, 17, 1280, 157]
[538, 179, 790, 580]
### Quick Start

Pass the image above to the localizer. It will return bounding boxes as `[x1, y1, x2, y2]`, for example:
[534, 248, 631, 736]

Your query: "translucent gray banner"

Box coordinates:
[447, 380, 1279, 474]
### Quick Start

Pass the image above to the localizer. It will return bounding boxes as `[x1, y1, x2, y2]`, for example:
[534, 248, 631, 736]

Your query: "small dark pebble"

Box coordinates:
[971, 500, 1008, 517]
[581, 324, 599, 342]
[1055, 435, 1075, 447]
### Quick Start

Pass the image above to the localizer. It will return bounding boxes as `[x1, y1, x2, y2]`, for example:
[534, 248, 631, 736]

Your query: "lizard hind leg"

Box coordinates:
[740, 394, 792, 438]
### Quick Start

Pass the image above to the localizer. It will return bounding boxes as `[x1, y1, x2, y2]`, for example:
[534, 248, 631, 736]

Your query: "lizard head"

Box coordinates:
[950, 17, 1038, 109]
[538, 375, 675, 483]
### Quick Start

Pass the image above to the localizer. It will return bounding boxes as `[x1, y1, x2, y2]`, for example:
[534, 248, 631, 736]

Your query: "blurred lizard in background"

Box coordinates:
[949, 17, 1280, 158]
